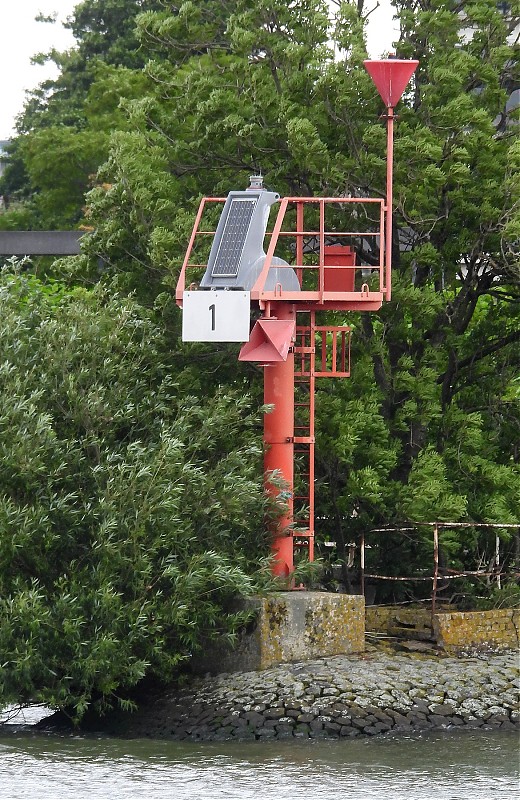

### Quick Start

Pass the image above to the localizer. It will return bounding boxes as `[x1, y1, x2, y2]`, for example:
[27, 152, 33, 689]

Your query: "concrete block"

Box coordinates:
[433, 609, 519, 652]
[196, 592, 365, 674]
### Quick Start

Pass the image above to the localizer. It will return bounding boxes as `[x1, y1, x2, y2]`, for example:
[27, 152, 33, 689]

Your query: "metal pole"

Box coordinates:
[308, 311, 316, 562]
[496, 534, 501, 590]
[360, 531, 365, 597]
[385, 106, 395, 302]
[432, 523, 439, 618]
[296, 200, 304, 287]
[264, 303, 296, 577]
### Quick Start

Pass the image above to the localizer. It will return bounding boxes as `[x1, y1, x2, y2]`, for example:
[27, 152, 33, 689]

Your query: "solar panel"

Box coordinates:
[211, 197, 257, 278]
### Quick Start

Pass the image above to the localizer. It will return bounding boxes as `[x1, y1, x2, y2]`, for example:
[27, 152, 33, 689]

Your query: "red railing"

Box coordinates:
[176, 196, 386, 312]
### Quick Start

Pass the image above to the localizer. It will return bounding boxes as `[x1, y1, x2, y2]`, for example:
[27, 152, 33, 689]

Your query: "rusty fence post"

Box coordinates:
[432, 523, 439, 619]
[360, 531, 365, 598]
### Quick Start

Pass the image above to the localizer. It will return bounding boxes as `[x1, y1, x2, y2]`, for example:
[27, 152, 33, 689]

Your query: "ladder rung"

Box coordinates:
[293, 318, 315, 558]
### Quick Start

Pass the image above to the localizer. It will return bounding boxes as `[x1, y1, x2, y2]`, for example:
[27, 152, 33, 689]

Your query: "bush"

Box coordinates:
[0, 269, 269, 720]
[473, 583, 520, 611]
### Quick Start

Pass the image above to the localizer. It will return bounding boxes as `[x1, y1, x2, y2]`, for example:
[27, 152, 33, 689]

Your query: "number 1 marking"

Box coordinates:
[209, 303, 216, 331]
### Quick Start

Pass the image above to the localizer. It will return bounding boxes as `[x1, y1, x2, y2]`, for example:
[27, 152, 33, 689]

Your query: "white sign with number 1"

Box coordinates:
[182, 290, 251, 342]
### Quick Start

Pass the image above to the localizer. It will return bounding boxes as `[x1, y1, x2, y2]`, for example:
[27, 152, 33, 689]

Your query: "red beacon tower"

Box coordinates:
[176, 59, 418, 578]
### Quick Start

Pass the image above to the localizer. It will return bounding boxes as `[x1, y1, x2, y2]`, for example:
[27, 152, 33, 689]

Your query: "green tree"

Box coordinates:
[80, 0, 340, 293]
[313, 0, 519, 596]
[0, 267, 269, 719]
[1, 0, 518, 611]
[74, 1, 519, 602]
[68, 0, 166, 68]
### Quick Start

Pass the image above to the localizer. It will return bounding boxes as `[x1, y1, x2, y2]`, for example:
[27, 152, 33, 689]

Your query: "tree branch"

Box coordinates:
[438, 329, 520, 406]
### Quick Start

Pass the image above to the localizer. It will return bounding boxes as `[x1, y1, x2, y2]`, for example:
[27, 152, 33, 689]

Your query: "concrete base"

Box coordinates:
[196, 592, 365, 674]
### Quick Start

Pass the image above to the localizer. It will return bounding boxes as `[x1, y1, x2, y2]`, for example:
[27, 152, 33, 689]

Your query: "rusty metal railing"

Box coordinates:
[360, 521, 520, 617]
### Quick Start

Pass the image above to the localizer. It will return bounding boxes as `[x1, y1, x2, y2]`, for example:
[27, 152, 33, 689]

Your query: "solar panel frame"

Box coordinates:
[210, 196, 258, 278]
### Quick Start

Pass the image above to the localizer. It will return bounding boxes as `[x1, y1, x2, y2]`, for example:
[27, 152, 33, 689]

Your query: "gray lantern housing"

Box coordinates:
[199, 182, 300, 292]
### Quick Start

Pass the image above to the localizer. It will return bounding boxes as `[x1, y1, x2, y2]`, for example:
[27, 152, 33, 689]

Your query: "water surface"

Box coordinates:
[1, 719, 517, 800]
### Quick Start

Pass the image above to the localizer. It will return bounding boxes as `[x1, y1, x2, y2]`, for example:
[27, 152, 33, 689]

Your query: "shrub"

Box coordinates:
[0, 269, 268, 720]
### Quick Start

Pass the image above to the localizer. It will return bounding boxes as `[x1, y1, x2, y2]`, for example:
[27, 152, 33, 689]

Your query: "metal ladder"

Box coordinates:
[292, 311, 351, 563]
[293, 311, 316, 562]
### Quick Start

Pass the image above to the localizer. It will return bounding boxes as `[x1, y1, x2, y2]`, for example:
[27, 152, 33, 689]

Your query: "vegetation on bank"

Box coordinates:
[0, 268, 274, 719]
[0, 0, 518, 718]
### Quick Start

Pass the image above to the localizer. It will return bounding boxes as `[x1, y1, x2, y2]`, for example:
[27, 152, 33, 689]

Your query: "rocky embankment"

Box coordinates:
[95, 644, 519, 741]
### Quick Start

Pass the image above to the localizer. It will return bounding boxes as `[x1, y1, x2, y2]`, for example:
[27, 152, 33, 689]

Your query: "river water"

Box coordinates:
[1, 708, 518, 800]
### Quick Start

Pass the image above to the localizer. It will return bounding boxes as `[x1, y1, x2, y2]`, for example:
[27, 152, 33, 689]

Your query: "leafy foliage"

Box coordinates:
[0, 268, 269, 719]
[0, 0, 518, 694]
